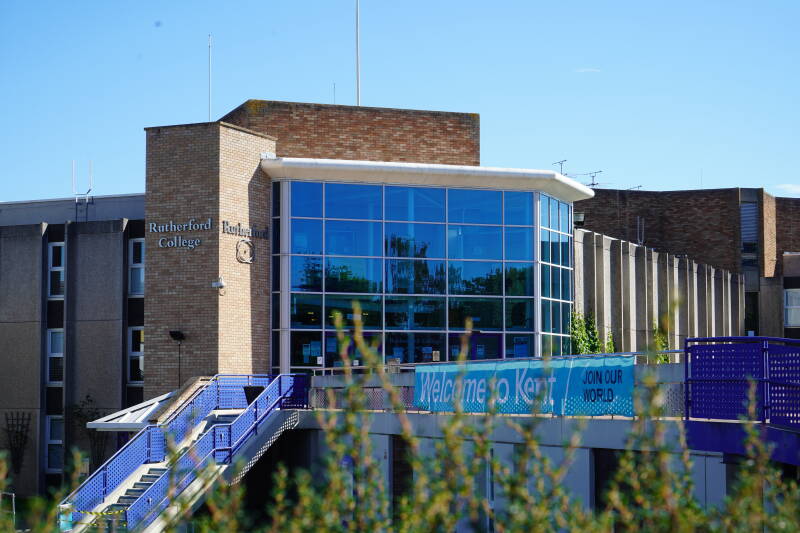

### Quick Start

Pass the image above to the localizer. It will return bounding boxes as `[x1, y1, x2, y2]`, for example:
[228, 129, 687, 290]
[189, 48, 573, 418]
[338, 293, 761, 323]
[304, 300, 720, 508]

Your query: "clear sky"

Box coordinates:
[1, 1, 798, 202]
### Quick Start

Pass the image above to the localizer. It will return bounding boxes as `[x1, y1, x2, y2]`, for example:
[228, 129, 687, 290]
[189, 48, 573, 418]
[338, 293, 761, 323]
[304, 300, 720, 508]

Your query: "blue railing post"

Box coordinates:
[762, 339, 770, 424]
[684, 337, 690, 421]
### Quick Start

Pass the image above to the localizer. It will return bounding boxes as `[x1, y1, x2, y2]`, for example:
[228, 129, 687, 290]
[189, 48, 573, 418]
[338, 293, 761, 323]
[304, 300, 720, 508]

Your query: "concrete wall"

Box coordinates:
[0, 224, 45, 495]
[575, 230, 744, 351]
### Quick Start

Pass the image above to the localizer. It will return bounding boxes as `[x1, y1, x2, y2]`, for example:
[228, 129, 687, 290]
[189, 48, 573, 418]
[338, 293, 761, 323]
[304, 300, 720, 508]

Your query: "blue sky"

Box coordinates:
[1, 1, 798, 201]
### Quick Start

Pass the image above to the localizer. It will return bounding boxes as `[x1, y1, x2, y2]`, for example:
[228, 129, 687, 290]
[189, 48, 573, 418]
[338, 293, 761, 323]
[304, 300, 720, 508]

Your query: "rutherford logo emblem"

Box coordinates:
[236, 239, 254, 263]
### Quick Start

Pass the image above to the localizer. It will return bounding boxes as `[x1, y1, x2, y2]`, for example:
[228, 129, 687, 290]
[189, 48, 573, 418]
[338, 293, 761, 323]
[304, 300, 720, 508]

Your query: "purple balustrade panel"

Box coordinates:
[689, 341, 764, 421]
[767, 343, 800, 428]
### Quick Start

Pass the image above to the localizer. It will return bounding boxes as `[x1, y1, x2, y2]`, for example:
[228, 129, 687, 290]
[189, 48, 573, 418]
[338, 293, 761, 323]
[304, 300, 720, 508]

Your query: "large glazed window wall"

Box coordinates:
[272, 182, 573, 371]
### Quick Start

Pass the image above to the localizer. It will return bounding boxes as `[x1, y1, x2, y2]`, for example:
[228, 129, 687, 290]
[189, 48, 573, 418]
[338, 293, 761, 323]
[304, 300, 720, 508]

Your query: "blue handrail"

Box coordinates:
[58, 374, 281, 530]
[125, 375, 302, 531]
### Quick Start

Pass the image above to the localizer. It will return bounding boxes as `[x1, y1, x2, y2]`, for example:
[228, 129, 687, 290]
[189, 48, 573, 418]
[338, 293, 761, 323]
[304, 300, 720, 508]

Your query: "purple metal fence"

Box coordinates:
[685, 337, 800, 429]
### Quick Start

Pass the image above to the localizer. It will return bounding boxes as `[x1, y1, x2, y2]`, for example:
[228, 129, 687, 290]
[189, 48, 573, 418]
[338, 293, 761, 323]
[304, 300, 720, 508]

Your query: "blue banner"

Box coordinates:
[413, 356, 634, 416]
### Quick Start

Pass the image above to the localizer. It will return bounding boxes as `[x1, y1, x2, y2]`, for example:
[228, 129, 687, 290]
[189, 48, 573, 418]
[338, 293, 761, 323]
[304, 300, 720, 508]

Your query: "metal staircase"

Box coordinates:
[58, 374, 308, 532]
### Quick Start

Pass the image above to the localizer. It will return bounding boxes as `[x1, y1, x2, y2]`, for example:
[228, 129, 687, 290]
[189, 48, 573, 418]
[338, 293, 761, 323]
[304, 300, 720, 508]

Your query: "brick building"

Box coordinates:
[0, 100, 745, 501]
[575, 187, 800, 337]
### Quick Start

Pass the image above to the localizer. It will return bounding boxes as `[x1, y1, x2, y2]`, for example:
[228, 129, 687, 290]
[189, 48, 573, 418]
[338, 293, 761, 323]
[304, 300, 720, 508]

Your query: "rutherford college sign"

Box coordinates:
[414, 356, 634, 416]
[148, 218, 269, 250]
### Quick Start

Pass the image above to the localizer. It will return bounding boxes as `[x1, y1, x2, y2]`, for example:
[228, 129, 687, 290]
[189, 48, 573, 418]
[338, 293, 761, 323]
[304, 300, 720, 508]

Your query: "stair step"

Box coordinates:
[125, 488, 145, 497]
[118, 495, 139, 505]
[133, 481, 152, 490]
[141, 474, 161, 482]
[148, 467, 168, 474]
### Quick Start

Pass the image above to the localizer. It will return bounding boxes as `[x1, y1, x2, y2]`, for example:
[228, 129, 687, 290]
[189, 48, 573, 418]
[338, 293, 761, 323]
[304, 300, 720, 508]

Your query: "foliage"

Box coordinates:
[570, 312, 607, 354]
[5, 307, 800, 532]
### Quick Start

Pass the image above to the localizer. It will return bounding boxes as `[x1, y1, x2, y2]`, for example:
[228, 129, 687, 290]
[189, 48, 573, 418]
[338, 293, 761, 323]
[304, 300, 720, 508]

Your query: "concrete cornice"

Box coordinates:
[260, 157, 594, 202]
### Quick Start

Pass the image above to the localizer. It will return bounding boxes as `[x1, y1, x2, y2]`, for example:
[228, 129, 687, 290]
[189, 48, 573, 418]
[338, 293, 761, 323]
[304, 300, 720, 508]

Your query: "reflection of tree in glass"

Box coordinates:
[296, 257, 322, 291]
[505, 264, 533, 295]
[448, 265, 503, 294]
[388, 260, 445, 294]
[386, 235, 430, 258]
[327, 263, 376, 292]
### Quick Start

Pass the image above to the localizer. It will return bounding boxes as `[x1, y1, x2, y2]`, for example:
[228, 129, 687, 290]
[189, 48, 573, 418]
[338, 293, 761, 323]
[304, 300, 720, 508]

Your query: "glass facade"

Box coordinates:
[274, 182, 574, 371]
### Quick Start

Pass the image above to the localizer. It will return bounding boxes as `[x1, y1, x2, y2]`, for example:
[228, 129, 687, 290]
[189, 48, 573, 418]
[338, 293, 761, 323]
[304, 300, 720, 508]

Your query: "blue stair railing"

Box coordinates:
[125, 374, 307, 531]
[58, 374, 307, 531]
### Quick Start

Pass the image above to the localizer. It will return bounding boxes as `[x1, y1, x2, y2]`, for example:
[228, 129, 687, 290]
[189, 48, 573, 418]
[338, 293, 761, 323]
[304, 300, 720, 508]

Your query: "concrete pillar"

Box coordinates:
[620, 242, 636, 351]
[677, 257, 689, 347]
[634, 245, 650, 351]
[696, 264, 708, 338]
[713, 269, 724, 336]
[609, 238, 623, 351]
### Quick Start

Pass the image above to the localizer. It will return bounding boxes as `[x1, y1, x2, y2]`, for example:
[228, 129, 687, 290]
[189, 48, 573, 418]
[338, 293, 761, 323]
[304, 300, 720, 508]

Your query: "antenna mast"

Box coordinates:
[356, 0, 361, 106]
[208, 34, 212, 121]
[552, 160, 567, 174]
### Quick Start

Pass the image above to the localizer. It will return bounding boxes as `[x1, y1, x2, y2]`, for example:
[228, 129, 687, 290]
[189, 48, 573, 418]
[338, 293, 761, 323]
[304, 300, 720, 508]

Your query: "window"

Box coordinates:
[48, 242, 65, 298]
[385, 296, 446, 330]
[129, 238, 145, 296]
[385, 222, 445, 258]
[45, 415, 63, 473]
[291, 219, 323, 254]
[448, 261, 503, 295]
[290, 294, 322, 329]
[326, 220, 382, 256]
[326, 183, 382, 220]
[386, 259, 446, 294]
[448, 189, 502, 224]
[325, 257, 382, 293]
[785, 290, 800, 327]
[447, 225, 503, 260]
[291, 182, 323, 218]
[129, 327, 144, 384]
[325, 294, 382, 329]
[385, 332, 445, 363]
[385, 186, 445, 222]
[47, 329, 64, 385]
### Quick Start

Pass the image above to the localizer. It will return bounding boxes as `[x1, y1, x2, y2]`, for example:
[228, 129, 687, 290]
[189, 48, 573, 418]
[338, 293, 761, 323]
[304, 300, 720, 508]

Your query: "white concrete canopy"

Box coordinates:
[87, 391, 175, 432]
[260, 157, 594, 203]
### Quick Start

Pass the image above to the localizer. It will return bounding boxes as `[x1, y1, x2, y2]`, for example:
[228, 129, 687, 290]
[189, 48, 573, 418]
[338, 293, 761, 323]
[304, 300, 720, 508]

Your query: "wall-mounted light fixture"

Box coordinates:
[169, 330, 186, 387]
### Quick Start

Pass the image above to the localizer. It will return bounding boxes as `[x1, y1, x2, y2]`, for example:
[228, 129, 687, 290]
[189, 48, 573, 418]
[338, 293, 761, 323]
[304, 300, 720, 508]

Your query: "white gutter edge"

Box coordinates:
[260, 157, 594, 203]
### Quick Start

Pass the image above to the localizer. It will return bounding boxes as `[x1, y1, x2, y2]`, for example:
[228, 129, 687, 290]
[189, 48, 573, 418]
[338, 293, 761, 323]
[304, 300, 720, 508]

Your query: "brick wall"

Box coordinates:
[575, 188, 742, 273]
[762, 191, 777, 278]
[776, 197, 800, 274]
[220, 100, 480, 165]
[144, 122, 275, 398]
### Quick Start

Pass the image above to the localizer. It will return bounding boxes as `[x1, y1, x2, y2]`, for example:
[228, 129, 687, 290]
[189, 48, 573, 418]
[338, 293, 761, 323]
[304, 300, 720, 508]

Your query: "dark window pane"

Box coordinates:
[47, 300, 64, 328]
[562, 269, 572, 301]
[386, 259, 446, 294]
[127, 298, 143, 327]
[449, 332, 501, 360]
[50, 245, 63, 268]
[506, 299, 535, 331]
[560, 202, 570, 233]
[130, 329, 144, 352]
[506, 334, 535, 358]
[290, 331, 323, 366]
[550, 199, 558, 231]
[540, 230, 551, 263]
[272, 293, 280, 328]
[49, 271, 64, 297]
[385, 222, 445, 258]
[272, 331, 280, 368]
[291, 293, 322, 329]
[386, 333, 445, 364]
[325, 257, 382, 293]
[129, 356, 143, 382]
[541, 300, 551, 333]
[326, 220, 382, 256]
[272, 256, 280, 289]
[291, 219, 322, 254]
[325, 332, 382, 367]
[448, 189, 502, 224]
[561, 234, 571, 267]
[326, 183, 382, 220]
[540, 195, 550, 228]
[505, 227, 534, 261]
[448, 225, 502, 259]
[48, 444, 63, 470]
[562, 302, 571, 337]
[448, 298, 502, 331]
[385, 186, 445, 222]
[550, 234, 561, 265]
[504, 191, 533, 225]
[551, 266, 562, 300]
[448, 261, 502, 295]
[291, 256, 322, 292]
[291, 182, 322, 218]
[272, 181, 281, 217]
[505, 263, 534, 296]
[385, 297, 445, 330]
[325, 294, 382, 329]
[272, 219, 281, 253]
[48, 357, 63, 382]
[132, 241, 144, 264]
[541, 264, 551, 298]
[552, 302, 562, 334]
